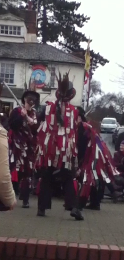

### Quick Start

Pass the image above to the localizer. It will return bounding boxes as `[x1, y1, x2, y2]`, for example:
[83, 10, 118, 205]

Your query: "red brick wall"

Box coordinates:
[0, 237, 123, 260]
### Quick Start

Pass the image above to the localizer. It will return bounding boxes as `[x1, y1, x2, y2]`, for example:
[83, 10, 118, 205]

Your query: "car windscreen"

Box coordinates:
[102, 119, 116, 124]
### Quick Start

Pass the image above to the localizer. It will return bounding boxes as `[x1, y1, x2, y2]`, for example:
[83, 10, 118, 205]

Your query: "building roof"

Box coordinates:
[0, 42, 84, 65]
[1, 87, 24, 99]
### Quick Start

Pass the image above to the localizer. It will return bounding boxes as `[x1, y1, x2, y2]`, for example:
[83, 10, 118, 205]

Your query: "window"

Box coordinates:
[0, 63, 15, 84]
[102, 119, 116, 124]
[0, 25, 21, 36]
[49, 67, 55, 88]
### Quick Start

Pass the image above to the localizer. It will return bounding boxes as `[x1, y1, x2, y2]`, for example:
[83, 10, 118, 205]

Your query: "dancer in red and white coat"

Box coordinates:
[37, 73, 83, 220]
[8, 90, 40, 208]
[77, 107, 119, 210]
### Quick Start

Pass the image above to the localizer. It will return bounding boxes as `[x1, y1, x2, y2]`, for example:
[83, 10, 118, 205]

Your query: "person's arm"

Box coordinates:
[115, 132, 124, 151]
[9, 107, 24, 131]
[114, 151, 124, 171]
[0, 127, 16, 208]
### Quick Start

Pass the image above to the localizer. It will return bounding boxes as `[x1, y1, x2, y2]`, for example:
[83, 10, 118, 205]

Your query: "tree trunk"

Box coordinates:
[42, 0, 47, 44]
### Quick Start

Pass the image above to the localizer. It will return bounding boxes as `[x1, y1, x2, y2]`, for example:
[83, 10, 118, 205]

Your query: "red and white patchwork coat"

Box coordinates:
[37, 101, 78, 170]
[79, 122, 120, 198]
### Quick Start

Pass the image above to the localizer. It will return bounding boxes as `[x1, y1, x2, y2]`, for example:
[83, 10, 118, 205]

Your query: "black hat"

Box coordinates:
[55, 72, 76, 102]
[21, 90, 40, 105]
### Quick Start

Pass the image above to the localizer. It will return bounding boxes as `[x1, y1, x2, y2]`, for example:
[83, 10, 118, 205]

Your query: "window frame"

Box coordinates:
[0, 25, 21, 36]
[0, 62, 15, 85]
[49, 66, 55, 88]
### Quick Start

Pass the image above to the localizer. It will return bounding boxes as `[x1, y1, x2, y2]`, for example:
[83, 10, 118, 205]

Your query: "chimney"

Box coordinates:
[28, 0, 33, 10]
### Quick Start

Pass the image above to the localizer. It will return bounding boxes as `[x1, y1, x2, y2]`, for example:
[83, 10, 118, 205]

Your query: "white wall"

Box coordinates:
[26, 63, 84, 106]
[1, 60, 84, 107]
[26, 33, 37, 43]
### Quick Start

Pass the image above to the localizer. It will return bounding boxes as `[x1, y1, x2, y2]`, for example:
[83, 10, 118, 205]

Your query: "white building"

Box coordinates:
[0, 5, 84, 113]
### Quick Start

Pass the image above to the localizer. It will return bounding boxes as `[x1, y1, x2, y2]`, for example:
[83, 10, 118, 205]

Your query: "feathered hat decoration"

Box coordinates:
[55, 71, 76, 101]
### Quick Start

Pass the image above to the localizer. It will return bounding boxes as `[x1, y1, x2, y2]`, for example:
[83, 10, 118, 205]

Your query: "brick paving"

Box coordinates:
[0, 196, 124, 246]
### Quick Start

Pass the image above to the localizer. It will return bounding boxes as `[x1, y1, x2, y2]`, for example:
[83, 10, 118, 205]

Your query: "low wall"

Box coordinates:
[0, 237, 123, 260]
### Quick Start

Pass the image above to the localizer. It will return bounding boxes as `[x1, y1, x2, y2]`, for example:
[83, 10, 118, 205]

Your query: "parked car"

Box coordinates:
[112, 126, 124, 144]
[100, 117, 119, 133]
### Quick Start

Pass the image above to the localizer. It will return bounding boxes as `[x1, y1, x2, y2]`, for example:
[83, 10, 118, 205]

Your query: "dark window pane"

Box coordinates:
[13, 30, 16, 35]
[6, 78, 9, 83]
[5, 74, 9, 79]
[10, 68, 14, 74]
[6, 69, 9, 74]
[1, 68, 4, 73]
[1, 63, 5, 68]
[10, 64, 14, 68]
[10, 79, 13, 84]
[0, 73, 4, 78]
[6, 64, 10, 69]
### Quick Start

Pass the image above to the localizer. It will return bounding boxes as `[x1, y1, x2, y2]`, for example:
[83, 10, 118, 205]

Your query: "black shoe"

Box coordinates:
[85, 204, 100, 210]
[37, 209, 45, 217]
[70, 208, 84, 220]
[22, 202, 29, 208]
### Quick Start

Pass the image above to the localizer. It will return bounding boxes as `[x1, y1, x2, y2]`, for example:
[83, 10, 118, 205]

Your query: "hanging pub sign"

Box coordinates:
[30, 65, 50, 89]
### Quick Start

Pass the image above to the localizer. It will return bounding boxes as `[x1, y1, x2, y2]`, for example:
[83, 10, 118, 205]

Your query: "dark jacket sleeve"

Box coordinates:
[77, 122, 89, 164]
[115, 132, 124, 151]
[114, 151, 124, 172]
[9, 107, 23, 131]
[37, 105, 46, 123]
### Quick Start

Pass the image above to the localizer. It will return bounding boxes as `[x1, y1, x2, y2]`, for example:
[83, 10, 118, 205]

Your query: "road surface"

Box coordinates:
[101, 133, 115, 156]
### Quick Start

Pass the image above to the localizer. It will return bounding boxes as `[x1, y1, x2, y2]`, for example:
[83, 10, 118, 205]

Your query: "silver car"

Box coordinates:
[101, 117, 119, 133]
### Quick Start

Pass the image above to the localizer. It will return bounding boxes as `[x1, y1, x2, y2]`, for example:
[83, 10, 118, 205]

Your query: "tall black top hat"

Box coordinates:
[21, 90, 40, 106]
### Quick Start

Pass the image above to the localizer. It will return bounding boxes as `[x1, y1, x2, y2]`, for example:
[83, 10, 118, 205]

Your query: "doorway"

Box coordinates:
[1, 102, 13, 117]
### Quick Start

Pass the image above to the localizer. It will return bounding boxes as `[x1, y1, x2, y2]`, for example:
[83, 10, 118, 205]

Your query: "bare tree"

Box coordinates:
[89, 80, 103, 98]
[85, 79, 103, 115]
[86, 91, 124, 116]
[86, 92, 117, 115]
[110, 63, 124, 87]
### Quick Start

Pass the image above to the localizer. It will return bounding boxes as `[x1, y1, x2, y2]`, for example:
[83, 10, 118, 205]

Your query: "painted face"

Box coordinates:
[120, 142, 124, 152]
[35, 73, 41, 81]
[77, 115, 82, 123]
[24, 96, 35, 110]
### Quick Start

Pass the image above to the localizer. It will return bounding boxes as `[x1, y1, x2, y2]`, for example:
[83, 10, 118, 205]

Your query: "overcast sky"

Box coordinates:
[77, 0, 124, 93]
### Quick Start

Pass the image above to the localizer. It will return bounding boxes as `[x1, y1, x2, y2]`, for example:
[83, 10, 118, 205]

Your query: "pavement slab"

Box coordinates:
[0, 196, 124, 246]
